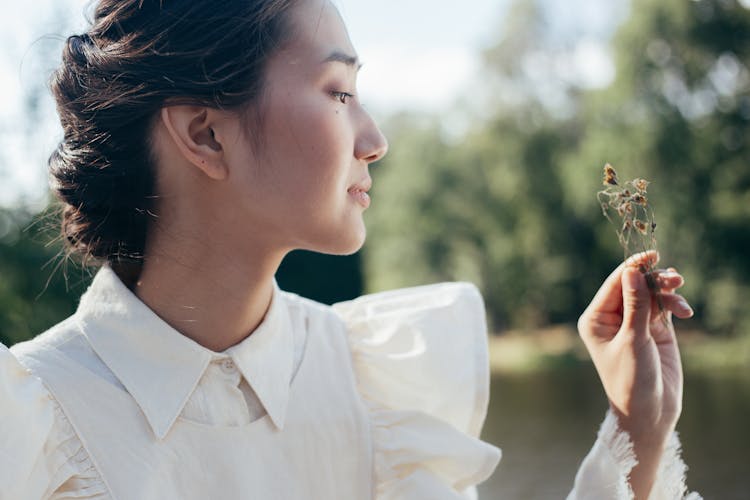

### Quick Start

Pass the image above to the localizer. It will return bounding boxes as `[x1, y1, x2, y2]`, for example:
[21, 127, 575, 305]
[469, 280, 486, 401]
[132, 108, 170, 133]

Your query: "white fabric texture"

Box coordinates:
[0, 267, 698, 499]
[0, 344, 108, 500]
[334, 283, 501, 499]
[1, 267, 500, 499]
[568, 409, 701, 500]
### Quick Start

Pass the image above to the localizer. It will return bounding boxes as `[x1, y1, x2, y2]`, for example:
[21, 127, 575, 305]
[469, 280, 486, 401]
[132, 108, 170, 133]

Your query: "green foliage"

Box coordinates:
[2, 0, 748, 342]
[568, 0, 750, 334]
[0, 208, 90, 346]
[365, 0, 750, 334]
[366, 110, 594, 329]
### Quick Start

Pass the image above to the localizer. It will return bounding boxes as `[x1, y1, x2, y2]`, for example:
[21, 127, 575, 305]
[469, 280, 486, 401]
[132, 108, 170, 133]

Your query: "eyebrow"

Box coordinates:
[323, 50, 363, 71]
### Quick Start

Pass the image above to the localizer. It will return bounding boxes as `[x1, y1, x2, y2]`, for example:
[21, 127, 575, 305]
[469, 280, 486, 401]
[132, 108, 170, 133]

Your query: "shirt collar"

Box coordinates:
[76, 266, 294, 440]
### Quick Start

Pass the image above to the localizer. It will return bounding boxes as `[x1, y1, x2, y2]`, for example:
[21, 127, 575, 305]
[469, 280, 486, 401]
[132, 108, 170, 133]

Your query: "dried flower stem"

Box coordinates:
[597, 163, 667, 325]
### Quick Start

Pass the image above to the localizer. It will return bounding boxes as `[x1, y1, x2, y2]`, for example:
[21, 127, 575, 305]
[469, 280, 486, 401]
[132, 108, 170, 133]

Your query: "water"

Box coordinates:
[477, 366, 750, 499]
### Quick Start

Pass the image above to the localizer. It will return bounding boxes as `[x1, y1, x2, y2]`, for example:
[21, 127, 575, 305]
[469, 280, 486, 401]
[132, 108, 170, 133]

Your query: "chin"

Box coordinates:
[327, 231, 366, 256]
[306, 221, 366, 256]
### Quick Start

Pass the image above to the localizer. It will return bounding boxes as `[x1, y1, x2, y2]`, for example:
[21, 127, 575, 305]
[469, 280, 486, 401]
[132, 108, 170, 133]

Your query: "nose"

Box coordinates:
[355, 107, 388, 164]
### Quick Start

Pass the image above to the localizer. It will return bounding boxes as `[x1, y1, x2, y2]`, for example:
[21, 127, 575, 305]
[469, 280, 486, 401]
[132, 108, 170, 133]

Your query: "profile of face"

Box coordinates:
[158, 0, 388, 261]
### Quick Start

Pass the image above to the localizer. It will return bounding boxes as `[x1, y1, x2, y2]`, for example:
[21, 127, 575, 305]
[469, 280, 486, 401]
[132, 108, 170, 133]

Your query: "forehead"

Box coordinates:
[282, 0, 356, 61]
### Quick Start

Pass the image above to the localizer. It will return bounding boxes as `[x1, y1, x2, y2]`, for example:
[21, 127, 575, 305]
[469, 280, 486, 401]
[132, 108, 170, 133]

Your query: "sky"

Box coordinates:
[339, 0, 626, 113]
[0, 0, 628, 208]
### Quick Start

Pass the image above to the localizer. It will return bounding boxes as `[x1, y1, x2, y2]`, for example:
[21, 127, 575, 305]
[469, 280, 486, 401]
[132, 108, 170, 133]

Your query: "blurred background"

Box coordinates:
[1, 0, 748, 497]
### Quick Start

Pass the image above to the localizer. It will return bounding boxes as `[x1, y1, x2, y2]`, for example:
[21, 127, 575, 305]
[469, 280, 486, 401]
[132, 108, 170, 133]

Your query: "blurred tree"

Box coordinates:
[562, 0, 750, 335]
[0, 208, 87, 346]
[3, 0, 749, 343]
[364, 0, 594, 330]
[365, 0, 750, 335]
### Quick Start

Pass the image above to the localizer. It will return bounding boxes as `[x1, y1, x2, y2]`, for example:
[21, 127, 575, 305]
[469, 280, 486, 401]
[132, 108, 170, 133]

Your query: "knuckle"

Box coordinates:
[624, 287, 648, 310]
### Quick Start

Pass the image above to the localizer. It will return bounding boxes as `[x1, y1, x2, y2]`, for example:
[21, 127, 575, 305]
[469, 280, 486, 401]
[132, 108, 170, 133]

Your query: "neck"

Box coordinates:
[132, 228, 286, 352]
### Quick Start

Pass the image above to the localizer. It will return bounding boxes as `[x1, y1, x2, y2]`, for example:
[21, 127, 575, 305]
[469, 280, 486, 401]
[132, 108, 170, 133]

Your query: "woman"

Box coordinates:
[1, 0, 698, 498]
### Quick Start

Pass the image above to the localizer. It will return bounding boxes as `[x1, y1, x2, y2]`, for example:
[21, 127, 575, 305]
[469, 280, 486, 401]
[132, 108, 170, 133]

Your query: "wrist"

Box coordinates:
[609, 402, 678, 438]
[623, 419, 675, 447]
[611, 413, 673, 500]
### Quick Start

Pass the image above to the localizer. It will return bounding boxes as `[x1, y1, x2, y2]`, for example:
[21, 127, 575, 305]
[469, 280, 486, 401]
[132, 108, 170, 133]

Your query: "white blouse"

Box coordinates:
[0, 267, 698, 499]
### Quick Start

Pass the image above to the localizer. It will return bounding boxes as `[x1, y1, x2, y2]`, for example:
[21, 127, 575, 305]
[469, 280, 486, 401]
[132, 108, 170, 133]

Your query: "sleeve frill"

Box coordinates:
[0, 343, 108, 500]
[333, 282, 502, 500]
[567, 409, 702, 500]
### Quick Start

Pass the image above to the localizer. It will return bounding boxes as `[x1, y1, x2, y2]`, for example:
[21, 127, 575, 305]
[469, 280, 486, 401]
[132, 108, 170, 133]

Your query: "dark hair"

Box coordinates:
[48, 0, 298, 268]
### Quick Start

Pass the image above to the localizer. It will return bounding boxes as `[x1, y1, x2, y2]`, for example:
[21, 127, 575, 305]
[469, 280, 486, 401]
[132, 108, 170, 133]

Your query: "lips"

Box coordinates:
[348, 177, 372, 208]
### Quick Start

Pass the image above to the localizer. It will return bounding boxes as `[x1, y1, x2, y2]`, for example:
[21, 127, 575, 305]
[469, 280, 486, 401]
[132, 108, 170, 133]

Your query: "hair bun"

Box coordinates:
[49, 30, 151, 264]
[48, 0, 298, 266]
[63, 33, 105, 84]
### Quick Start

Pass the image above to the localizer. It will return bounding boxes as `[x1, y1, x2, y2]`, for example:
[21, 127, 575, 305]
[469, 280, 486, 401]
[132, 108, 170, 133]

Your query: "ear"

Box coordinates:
[160, 106, 228, 181]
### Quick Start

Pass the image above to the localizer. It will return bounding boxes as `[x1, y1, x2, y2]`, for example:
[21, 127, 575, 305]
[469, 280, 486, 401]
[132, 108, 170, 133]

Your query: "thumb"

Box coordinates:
[621, 266, 651, 335]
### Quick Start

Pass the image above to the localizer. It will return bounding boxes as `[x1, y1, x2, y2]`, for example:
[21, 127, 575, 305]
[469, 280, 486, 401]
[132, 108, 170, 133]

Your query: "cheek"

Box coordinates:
[252, 88, 355, 214]
[282, 109, 352, 195]
[292, 103, 350, 161]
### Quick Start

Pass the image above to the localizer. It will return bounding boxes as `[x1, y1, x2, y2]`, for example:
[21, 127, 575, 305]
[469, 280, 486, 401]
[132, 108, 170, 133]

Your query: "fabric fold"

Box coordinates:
[567, 409, 701, 500]
[334, 282, 502, 499]
[0, 343, 109, 500]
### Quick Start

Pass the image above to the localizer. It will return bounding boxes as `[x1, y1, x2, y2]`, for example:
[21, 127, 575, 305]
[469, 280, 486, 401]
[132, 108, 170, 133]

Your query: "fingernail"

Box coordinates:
[677, 297, 694, 316]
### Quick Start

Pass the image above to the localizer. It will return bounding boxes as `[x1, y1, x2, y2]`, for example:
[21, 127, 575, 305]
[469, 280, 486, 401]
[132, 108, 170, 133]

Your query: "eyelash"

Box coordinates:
[331, 91, 355, 104]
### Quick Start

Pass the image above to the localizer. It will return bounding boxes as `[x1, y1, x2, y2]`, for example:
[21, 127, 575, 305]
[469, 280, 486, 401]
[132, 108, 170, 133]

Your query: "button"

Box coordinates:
[220, 359, 236, 374]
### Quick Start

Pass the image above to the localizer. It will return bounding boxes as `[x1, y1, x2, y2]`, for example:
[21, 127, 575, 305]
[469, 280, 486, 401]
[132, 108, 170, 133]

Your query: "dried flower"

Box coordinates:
[597, 163, 657, 256]
[603, 163, 618, 185]
[632, 193, 648, 206]
[596, 163, 667, 324]
[634, 178, 650, 192]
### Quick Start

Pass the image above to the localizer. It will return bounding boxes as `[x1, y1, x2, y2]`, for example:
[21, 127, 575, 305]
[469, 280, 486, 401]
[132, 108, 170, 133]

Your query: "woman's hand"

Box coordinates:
[577, 251, 693, 499]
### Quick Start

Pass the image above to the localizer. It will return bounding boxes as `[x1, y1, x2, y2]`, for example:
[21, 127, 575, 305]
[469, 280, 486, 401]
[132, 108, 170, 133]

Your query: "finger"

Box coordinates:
[651, 293, 672, 322]
[585, 263, 624, 315]
[621, 266, 652, 334]
[653, 270, 684, 291]
[658, 292, 694, 319]
[625, 250, 660, 270]
[587, 250, 659, 315]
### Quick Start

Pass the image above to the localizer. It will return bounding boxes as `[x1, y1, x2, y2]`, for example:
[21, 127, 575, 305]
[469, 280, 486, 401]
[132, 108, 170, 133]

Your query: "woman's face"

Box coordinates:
[223, 0, 388, 256]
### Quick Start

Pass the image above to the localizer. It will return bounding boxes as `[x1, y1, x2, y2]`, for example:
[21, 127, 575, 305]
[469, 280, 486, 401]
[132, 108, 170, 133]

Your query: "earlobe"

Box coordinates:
[160, 106, 228, 181]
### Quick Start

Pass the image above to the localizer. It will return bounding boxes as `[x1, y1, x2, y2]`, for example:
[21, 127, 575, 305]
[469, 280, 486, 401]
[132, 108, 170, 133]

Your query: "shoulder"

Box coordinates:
[331, 281, 484, 326]
[1, 334, 106, 497]
[331, 282, 490, 434]
[279, 282, 485, 347]
[11, 314, 82, 360]
[281, 281, 483, 325]
[318, 283, 500, 497]
[12, 313, 122, 406]
[11, 314, 108, 384]
[280, 288, 337, 319]
[280, 289, 345, 331]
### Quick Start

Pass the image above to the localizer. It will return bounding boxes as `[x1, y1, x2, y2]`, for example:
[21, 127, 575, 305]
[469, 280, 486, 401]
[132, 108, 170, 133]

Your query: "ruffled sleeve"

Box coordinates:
[567, 409, 702, 500]
[0, 343, 108, 500]
[333, 282, 502, 500]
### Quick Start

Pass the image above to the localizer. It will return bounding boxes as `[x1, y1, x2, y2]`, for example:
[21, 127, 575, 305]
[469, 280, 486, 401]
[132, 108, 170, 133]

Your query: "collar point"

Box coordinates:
[268, 408, 288, 431]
